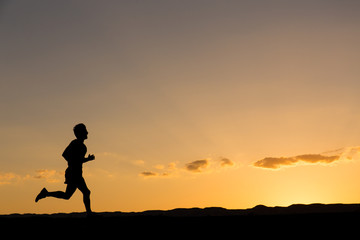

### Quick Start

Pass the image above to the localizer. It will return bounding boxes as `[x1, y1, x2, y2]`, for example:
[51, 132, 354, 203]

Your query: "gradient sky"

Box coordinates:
[1, 0, 360, 214]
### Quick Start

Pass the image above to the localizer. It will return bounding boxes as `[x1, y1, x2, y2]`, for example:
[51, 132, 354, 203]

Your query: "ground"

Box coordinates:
[1, 204, 360, 237]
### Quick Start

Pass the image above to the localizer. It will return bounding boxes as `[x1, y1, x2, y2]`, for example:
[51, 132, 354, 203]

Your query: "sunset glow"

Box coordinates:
[1, 1, 360, 214]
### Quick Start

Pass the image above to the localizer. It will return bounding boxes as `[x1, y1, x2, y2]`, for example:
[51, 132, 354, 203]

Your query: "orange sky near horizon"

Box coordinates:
[1, 1, 360, 214]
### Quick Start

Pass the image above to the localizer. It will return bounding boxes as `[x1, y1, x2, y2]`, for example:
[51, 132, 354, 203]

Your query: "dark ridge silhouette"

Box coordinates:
[1, 203, 360, 237]
[3, 203, 360, 218]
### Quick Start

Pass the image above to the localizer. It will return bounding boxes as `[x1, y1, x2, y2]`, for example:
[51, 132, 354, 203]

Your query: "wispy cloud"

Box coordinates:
[0, 169, 64, 185]
[0, 172, 22, 185]
[33, 169, 63, 183]
[139, 171, 170, 178]
[254, 154, 339, 169]
[139, 171, 158, 177]
[220, 158, 234, 167]
[185, 159, 209, 172]
[253, 146, 360, 169]
[139, 157, 236, 178]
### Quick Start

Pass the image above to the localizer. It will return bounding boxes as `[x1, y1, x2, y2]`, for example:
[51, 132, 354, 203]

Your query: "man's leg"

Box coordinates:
[77, 177, 92, 213]
[47, 184, 77, 200]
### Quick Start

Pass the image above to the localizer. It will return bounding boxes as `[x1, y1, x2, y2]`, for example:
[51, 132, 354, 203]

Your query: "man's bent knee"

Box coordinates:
[64, 194, 72, 200]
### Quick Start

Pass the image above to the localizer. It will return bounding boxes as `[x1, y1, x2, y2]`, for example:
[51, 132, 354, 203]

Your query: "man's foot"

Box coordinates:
[35, 188, 48, 202]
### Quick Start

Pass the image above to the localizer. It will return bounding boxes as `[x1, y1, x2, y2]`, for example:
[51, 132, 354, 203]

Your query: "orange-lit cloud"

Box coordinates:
[0, 169, 64, 185]
[254, 146, 360, 169]
[139, 171, 170, 178]
[139, 171, 158, 177]
[0, 172, 22, 185]
[185, 159, 209, 172]
[140, 157, 236, 178]
[253, 154, 339, 169]
[33, 169, 63, 183]
[220, 158, 234, 167]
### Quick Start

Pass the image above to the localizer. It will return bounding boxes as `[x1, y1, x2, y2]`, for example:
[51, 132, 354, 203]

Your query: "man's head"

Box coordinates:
[73, 123, 88, 140]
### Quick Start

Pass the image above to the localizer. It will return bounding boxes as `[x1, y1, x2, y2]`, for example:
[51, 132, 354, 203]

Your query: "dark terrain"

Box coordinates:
[2, 203, 360, 237]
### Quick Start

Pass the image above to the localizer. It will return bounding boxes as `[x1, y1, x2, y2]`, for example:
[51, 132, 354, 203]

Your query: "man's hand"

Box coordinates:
[87, 154, 95, 161]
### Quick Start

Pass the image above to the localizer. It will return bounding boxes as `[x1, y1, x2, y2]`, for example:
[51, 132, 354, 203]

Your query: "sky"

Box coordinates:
[1, 0, 360, 214]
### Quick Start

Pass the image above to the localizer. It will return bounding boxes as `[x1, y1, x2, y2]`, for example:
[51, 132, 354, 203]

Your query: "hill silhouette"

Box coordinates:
[1, 203, 360, 237]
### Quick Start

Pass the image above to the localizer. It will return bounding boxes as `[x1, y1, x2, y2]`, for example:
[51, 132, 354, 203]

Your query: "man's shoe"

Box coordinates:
[35, 188, 48, 202]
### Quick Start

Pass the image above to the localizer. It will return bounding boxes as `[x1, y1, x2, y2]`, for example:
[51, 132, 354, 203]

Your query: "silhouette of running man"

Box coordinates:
[35, 123, 95, 214]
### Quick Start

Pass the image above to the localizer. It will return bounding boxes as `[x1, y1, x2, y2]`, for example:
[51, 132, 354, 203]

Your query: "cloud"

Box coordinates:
[33, 169, 63, 183]
[0, 172, 21, 185]
[154, 164, 165, 170]
[138, 162, 179, 178]
[341, 146, 360, 160]
[254, 146, 360, 170]
[167, 162, 177, 170]
[139, 157, 236, 178]
[220, 158, 234, 167]
[254, 154, 340, 169]
[34, 169, 57, 179]
[139, 171, 158, 177]
[139, 171, 171, 178]
[0, 169, 64, 185]
[185, 159, 209, 172]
